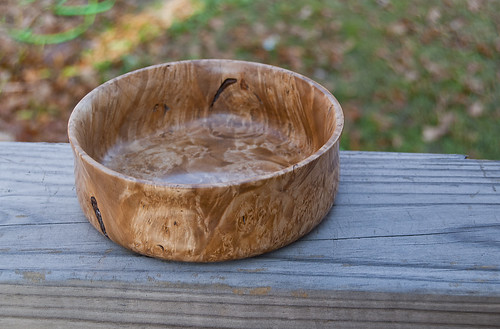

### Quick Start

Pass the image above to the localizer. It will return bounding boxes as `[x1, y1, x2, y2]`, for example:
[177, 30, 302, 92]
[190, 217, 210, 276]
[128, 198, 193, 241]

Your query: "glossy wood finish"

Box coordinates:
[67, 60, 344, 262]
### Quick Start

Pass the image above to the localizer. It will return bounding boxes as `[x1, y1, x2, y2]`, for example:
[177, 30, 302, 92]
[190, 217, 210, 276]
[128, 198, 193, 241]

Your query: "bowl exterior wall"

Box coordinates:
[72, 142, 339, 262]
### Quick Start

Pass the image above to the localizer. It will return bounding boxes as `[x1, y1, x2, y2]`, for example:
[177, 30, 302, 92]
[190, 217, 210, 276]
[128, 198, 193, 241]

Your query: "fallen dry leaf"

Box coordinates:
[468, 101, 484, 117]
[422, 112, 455, 142]
[387, 21, 408, 36]
[427, 7, 441, 25]
[468, 0, 481, 12]
[0, 131, 15, 141]
[343, 104, 362, 123]
[80, 0, 202, 68]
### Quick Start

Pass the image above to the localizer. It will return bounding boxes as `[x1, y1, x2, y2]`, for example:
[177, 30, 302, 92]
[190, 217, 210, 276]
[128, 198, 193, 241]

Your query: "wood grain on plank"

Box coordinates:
[1, 283, 500, 329]
[0, 142, 499, 327]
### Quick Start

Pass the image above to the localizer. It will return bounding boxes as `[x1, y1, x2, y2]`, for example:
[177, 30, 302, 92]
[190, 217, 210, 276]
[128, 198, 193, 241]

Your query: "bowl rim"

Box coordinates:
[68, 59, 344, 189]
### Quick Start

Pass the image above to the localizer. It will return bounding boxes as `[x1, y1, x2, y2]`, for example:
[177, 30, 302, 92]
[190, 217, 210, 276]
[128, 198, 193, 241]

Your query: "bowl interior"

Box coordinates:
[70, 60, 341, 185]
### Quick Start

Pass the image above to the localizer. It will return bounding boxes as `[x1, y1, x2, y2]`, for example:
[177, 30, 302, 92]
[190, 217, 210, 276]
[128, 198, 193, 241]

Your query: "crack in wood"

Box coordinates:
[302, 230, 468, 242]
[90, 196, 108, 238]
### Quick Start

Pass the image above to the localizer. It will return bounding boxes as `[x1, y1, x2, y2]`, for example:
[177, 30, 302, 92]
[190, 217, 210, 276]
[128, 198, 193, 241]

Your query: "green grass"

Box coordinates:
[108, 0, 499, 159]
[6, 0, 498, 158]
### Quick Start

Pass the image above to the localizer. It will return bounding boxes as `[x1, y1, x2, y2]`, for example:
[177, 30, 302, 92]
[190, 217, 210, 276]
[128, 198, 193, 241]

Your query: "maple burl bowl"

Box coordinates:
[68, 59, 344, 262]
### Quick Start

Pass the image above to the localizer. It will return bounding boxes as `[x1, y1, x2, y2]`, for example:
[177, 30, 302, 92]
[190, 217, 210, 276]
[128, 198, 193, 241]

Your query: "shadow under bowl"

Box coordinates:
[68, 59, 343, 262]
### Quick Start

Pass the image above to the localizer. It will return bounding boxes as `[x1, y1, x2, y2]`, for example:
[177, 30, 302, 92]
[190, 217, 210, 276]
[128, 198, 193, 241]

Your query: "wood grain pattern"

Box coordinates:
[1, 283, 500, 329]
[67, 59, 344, 261]
[1, 143, 500, 328]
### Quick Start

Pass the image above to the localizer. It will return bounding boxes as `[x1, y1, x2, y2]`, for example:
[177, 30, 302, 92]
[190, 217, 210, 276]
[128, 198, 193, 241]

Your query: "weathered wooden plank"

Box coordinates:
[1, 283, 499, 329]
[340, 150, 467, 160]
[1, 142, 500, 327]
[2, 212, 499, 266]
[2, 188, 498, 208]
[3, 169, 499, 195]
[0, 142, 494, 168]
[2, 202, 500, 240]
[2, 223, 499, 296]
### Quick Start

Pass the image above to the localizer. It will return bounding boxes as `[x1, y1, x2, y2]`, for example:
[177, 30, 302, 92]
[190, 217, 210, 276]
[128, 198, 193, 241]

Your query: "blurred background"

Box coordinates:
[0, 0, 499, 159]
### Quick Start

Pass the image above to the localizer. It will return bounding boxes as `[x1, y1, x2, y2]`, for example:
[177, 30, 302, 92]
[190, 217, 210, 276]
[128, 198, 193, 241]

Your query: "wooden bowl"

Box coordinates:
[68, 59, 343, 262]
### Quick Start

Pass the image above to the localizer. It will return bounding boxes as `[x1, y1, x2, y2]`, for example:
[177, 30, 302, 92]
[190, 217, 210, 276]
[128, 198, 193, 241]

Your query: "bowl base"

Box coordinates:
[101, 113, 308, 184]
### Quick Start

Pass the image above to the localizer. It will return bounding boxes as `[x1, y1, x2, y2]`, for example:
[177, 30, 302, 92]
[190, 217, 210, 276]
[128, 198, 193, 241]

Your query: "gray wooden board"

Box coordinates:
[1, 142, 500, 328]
